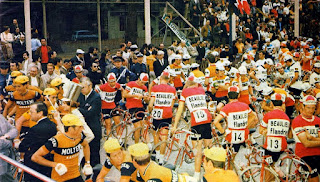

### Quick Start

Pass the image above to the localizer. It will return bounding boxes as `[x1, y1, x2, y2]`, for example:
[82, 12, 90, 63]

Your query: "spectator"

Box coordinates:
[201, 20, 212, 41]
[12, 34, 26, 62]
[28, 65, 45, 91]
[31, 33, 41, 55]
[153, 50, 168, 77]
[59, 59, 72, 75]
[70, 49, 85, 67]
[131, 52, 147, 78]
[1, 26, 14, 60]
[35, 38, 51, 73]
[87, 62, 104, 88]
[41, 64, 58, 88]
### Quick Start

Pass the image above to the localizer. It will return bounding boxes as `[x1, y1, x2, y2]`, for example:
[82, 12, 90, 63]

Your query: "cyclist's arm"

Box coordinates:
[248, 112, 258, 129]
[259, 126, 267, 136]
[204, 77, 209, 86]
[148, 81, 155, 94]
[31, 146, 57, 168]
[249, 71, 260, 85]
[297, 132, 320, 147]
[218, 83, 230, 91]
[8, 105, 16, 118]
[273, 79, 282, 88]
[96, 163, 112, 182]
[81, 139, 90, 164]
[248, 85, 254, 96]
[120, 176, 131, 182]
[2, 100, 13, 117]
[147, 97, 155, 113]
[213, 114, 225, 133]
[123, 89, 141, 99]
[15, 114, 28, 134]
[172, 101, 185, 130]
[261, 101, 274, 112]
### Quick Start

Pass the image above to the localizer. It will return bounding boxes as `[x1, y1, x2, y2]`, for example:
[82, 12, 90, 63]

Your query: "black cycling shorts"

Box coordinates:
[264, 149, 283, 164]
[129, 107, 145, 123]
[102, 109, 120, 119]
[224, 143, 246, 153]
[288, 87, 302, 99]
[301, 155, 320, 178]
[153, 118, 172, 131]
[214, 96, 228, 105]
[190, 123, 212, 140]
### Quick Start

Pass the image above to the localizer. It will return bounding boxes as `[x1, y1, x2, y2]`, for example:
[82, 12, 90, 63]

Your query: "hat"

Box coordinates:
[284, 56, 293, 62]
[51, 77, 63, 87]
[161, 71, 170, 77]
[293, 52, 300, 58]
[107, 73, 117, 81]
[14, 75, 29, 84]
[265, 58, 274, 65]
[238, 66, 247, 75]
[188, 75, 195, 81]
[183, 54, 191, 60]
[302, 95, 317, 105]
[190, 63, 200, 68]
[275, 63, 283, 69]
[211, 51, 219, 57]
[103, 138, 121, 154]
[174, 55, 182, 60]
[265, 38, 270, 43]
[130, 44, 138, 49]
[136, 52, 143, 57]
[216, 66, 225, 71]
[43, 88, 57, 96]
[113, 57, 123, 62]
[76, 49, 85, 54]
[228, 86, 239, 93]
[157, 50, 164, 55]
[74, 65, 83, 73]
[307, 38, 313, 42]
[62, 114, 83, 126]
[11, 71, 23, 78]
[223, 60, 231, 66]
[139, 73, 149, 82]
[128, 143, 149, 157]
[243, 54, 249, 60]
[204, 147, 226, 162]
[271, 93, 283, 101]
[314, 62, 320, 68]
[262, 87, 273, 96]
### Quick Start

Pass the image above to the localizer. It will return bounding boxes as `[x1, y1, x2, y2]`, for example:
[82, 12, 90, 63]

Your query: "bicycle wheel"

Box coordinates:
[280, 156, 312, 182]
[239, 165, 280, 182]
[125, 126, 153, 146]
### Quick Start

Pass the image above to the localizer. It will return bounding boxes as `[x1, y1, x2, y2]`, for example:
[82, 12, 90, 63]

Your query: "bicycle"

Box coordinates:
[151, 128, 199, 172]
[239, 139, 312, 182]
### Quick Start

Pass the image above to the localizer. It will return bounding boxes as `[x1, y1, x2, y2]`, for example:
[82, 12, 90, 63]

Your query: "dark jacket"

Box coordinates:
[110, 66, 137, 85]
[153, 58, 169, 77]
[131, 63, 147, 78]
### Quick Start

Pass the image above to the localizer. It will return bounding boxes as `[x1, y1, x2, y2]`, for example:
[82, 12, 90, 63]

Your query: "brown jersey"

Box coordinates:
[42, 133, 84, 182]
[9, 90, 41, 126]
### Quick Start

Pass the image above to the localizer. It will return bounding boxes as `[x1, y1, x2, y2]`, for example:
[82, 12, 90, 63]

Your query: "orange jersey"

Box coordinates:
[212, 75, 230, 97]
[42, 133, 84, 182]
[146, 55, 156, 71]
[9, 90, 41, 126]
[168, 63, 184, 88]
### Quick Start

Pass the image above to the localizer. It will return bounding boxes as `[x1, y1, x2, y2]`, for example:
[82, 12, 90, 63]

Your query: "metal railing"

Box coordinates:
[0, 153, 56, 182]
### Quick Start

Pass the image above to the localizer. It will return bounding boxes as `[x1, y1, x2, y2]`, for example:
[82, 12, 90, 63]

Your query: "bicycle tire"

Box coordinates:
[239, 165, 280, 182]
[280, 156, 311, 182]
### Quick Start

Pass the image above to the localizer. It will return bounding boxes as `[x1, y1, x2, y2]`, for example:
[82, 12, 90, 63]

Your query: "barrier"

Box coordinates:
[0, 153, 56, 182]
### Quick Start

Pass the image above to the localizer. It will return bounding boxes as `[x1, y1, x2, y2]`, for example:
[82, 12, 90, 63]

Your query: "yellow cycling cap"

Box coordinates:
[103, 138, 121, 153]
[11, 71, 23, 78]
[14, 75, 29, 84]
[43, 88, 57, 96]
[62, 114, 83, 126]
[51, 77, 63, 87]
[128, 143, 149, 157]
[204, 147, 227, 162]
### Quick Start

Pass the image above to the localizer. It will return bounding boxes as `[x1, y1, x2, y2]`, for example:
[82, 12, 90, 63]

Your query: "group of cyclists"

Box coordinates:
[1, 35, 320, 182]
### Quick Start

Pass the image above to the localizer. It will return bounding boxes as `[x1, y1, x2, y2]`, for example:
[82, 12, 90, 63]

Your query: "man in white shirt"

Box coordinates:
[28, 65, 45, 91]
[41, 64, 58, 88]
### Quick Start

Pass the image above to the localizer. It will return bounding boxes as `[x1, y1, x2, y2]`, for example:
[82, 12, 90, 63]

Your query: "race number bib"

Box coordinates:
[231, 130, 245, 144]
[152, 108, 163, 119]
[267, 137, 282, 152]
[193, 110, 208, 123]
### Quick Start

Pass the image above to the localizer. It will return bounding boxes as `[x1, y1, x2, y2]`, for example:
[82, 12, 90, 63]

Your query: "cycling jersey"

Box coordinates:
[226, 67, 238, 78]
[125, 81, 148, 109]
[261, 109, 291, 152]
[140, 161, 180, 182]
[231, 77, 251, 104]
[190, 70, 206, 90]
[274, 72, 289, 87]
[255, 66, 268, 91]
[167, 64, 184, 88]
[203, 169, 239, 182]
[205, 63, 217, 91]
[9, 90, 41, 126]
[292, 115, 320, 158]
[151, 84, 176, 119]
[273, 88, 295, 107]
[241, 60, 256, 70]
[220, 100, 252, 144]
[42, 133, 85, 181]
[180, 86, 212, 126]
[288, 62, 303, 89]
[99, 82, 121, 109]
[181, 62, 190, 78]
[212, 75, 230, 97]
[309, 72, 320, 86]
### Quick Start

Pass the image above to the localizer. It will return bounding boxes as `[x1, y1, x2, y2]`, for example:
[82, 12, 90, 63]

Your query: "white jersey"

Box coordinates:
[255, 66, 268, 91]
[274, 72, 289, 85]
[288, 62, 303, 89]
[227, 67, 239, 78]
[309, 72, 320, 86]
[255, 59, 266, 67]
[241, 60, 256, 70]
[181, 63, 190, 78]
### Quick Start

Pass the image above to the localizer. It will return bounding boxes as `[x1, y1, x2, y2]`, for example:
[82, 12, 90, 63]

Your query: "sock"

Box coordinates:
[156, 150, 160, 160]
[159, 154, 164, 164]
[193, 172, 200, 180]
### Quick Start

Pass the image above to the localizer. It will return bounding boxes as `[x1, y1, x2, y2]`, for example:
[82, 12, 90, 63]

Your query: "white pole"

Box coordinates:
[24, 0, 32, 58]
[231, 13, 236, 42]
[144, 0, 151, 44]
[294, 0, 299, 37]
[97, 0, 102, 51]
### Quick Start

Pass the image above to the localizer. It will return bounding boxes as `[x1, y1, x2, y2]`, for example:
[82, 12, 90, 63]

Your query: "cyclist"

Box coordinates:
[203, 147, 239, 182]
[213, 86, 258, 155]
[128, 142, 185, 181]
[181, 54, 191, 79]
[148, 71, 177, 165]
[189, 63, 206, 90]
[249, 59, 271, 94]
[309, 62, 320, 87]
[71, 65, 86, 83]
[98, 73, 122, 136]
[232, 66, 254, 106]
[273, 63, 289, 89]
[211, 66, 230, 112]
[292, 95, 320, 182]
[204, 53, 217, 100]
[172, 76, 212, 180]
[3, 75, 42, 138]
[123, 73, 149, 143]
[259, 93, 291, 181]
[97, 139, 143, 182]
[32, 114, 92, 182]
[166, 55, 185, 91]
[50, 77, 64, 100]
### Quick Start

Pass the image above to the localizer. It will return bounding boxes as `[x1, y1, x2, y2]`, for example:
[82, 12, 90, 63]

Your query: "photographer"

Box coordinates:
[87, 62, 104, 87]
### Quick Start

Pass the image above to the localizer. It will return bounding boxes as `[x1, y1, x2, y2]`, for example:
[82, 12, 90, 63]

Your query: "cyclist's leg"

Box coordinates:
[264, 149, 282, 181]
[301, 156, 320, 182]
[102, 109, 112, 135]
[112, 115, 121, 135]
